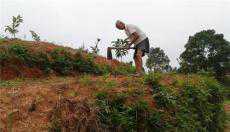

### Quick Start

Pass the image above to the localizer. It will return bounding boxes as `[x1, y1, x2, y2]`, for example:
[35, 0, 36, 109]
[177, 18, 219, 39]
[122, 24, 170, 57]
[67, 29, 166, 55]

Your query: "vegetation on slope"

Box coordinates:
[94, 73, 226, 131]
[0, 39, 135, 80]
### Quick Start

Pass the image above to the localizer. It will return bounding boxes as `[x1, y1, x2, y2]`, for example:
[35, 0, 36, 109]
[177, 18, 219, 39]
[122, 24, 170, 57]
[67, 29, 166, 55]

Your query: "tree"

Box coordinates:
[179, 29, 230, 79]
[146, 47, 171, 72]
[30, 30, 41, 41]
[5, 15, 23, 38]
[111, 38, 129, 61]
[90, 38, 100, 54]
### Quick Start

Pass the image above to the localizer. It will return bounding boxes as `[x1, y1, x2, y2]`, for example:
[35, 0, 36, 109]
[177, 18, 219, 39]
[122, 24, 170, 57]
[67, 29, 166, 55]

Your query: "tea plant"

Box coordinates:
[50, 48, 73, 75]
[5, 15, 23, 38]
[144, 73, 225, 131]
[111, 38, 129, 61]
[30, 30, 41, 41]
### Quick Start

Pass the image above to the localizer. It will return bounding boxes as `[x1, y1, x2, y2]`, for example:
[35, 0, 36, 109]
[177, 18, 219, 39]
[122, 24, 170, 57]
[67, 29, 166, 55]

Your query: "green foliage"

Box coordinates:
[68, 90, 78, 97]
[96, 93, 141, 131]
[96, 90, 177, 132]
[179, 29, 230, 80]
[50, 48, 73, 75]
[146, 47, 171, 72]
[104, 80, 117, 89]
[144, 72, 162, 86]
[113, 64, 136, 75]
[78, 74, 93, 87]
[9, 44, 28, 60]
[143, 73, 226, 131]
[0, 79, 23, 88]
[30, 30, 41, 41]
[111, 39, 129, 60]
[73, 51, 100, 74]
[34, 52, 51, 74]
[153, 86, 176, 109]
[1, 42, 136, 78]
[5, 15, 23, 38]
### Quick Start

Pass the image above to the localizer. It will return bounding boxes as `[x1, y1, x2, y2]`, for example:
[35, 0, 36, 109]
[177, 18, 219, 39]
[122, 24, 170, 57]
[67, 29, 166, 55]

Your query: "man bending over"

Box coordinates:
[115, 20, 149, 75]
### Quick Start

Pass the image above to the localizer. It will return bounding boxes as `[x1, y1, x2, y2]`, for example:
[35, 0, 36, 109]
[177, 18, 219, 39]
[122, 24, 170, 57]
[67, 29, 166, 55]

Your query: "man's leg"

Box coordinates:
[134, 49, 143, 73]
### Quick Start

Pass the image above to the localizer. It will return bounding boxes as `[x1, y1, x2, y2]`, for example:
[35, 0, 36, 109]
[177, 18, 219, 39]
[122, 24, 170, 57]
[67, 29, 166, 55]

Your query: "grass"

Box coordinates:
[224, 99, 230, 105]
[68, 90, 79, 97]
[0, 79, 23, 88]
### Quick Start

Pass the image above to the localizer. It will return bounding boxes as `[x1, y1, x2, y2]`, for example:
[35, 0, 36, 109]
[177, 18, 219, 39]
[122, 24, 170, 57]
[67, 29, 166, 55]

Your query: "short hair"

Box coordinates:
[116, 20, 124, 26]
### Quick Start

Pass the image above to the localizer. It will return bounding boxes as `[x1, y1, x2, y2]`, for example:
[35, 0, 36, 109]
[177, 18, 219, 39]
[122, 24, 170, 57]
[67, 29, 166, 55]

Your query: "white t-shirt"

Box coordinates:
[125, 24, 147, 45]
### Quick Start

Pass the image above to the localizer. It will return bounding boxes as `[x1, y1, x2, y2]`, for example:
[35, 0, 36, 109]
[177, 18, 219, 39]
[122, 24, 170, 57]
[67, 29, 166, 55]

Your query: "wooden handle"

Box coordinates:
[108, 47, 135, 50]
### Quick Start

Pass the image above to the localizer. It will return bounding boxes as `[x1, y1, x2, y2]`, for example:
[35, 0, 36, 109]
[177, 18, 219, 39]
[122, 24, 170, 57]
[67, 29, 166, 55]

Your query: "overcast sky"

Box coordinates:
[0, 0, 229, 67]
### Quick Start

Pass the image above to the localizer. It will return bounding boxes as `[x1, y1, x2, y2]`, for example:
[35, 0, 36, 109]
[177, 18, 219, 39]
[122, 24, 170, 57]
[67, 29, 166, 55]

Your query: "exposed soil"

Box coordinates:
[0, 75, 155, 131]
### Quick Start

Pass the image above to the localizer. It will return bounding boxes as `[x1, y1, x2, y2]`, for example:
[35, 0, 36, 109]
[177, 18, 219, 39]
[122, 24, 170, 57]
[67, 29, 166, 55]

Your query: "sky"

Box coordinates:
[0, 0, 230, 67]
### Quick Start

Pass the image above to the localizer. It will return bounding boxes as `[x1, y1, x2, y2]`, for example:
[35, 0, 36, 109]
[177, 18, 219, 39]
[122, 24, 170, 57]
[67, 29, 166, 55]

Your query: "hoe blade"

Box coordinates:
[107, 47, 112, 60]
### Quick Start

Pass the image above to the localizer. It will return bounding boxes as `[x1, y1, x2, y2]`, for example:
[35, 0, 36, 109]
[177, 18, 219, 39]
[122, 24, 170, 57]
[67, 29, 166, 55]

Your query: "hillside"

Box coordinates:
[0, 39, 135, 80]
[0, 39, 227, 131]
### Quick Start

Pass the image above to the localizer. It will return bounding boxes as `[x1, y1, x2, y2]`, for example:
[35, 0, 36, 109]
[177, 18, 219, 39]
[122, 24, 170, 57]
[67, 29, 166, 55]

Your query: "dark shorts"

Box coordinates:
[134, 38, 150, 59]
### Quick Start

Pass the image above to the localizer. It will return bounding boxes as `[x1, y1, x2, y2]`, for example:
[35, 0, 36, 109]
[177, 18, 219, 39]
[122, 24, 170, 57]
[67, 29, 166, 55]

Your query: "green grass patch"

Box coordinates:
[0, 79, 23, 88]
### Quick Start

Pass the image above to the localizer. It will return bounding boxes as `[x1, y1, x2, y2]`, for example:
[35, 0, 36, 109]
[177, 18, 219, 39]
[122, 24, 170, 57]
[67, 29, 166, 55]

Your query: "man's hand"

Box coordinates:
[129, 32, 139, 46]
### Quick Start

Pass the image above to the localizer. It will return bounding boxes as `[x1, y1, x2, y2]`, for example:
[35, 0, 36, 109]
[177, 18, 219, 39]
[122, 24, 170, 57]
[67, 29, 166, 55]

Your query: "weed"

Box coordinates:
[68, 90, 79, 97]
[105, 80, 117, 89]
[144, 72, 162, 86]
[0, 79, 23, 88]
[7, 112, 14, 132]
[78, 74, 93, 87]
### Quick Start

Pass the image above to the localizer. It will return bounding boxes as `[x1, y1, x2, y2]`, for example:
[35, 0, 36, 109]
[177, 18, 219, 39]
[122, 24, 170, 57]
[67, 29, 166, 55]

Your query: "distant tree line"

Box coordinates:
[146, 29, 230, 82]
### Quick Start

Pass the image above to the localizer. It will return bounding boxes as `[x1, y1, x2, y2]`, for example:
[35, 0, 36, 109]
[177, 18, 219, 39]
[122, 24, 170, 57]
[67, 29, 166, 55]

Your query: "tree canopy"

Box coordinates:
[146, 47, 171, 72]
[179, 29, 230, 78]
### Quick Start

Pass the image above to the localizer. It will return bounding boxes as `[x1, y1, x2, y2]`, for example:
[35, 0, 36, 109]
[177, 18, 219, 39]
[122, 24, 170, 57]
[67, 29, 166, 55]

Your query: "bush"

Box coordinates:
[73, 51, 100, 74]
[9, 44, 29, 62]
[49, 48, 73, 75]
[34, 52, 52, 74]
[96, 73, 226, 131]
[96, 93, 146, 131]
[1, 42, 137, 78]
[144, 73, 226, 131]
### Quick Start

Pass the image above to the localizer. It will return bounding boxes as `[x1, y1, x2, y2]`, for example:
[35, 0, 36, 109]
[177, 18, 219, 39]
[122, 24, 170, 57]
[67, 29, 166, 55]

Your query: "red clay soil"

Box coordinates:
[0, 65, 43, 80]
[0, 76, 155, 131]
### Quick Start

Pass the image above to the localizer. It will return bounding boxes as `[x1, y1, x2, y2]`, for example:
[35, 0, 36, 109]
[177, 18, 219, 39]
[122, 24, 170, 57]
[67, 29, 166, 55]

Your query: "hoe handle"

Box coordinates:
[108, 47, 135, 50]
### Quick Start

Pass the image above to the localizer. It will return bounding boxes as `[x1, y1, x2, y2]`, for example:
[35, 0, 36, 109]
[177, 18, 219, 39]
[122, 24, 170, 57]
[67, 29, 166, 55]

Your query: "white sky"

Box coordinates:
[0, 0, 230, 67]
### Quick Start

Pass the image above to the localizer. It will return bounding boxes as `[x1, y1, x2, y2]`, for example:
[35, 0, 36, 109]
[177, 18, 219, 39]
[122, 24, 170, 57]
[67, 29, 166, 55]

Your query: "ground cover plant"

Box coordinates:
[95, 73, 226, 132]
[0, 39, 135, 80]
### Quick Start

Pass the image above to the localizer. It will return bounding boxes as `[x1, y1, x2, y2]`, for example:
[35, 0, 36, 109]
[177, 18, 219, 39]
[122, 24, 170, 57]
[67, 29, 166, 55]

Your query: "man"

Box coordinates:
[116, 20, 149, 75]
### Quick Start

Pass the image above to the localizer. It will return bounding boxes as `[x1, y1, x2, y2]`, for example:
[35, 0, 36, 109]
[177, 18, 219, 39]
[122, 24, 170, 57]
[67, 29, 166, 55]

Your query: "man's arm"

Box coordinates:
[126, 32, 139, 48]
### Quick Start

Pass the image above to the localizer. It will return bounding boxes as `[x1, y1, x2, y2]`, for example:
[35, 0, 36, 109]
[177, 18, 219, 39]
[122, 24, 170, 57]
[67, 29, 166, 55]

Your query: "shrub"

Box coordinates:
[96, 92, 137, 131]
[34, 52, 51, 74]
[73, 51, 100, 74]
[9, 44, 29, 61]
[143, 73, 226, 131]
[50, 48, 73, 75]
